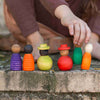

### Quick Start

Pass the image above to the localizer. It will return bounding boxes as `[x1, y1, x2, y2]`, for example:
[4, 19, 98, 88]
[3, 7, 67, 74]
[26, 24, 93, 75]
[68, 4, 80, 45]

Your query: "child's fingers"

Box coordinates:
[78, 23, 85, 45]
[74, 23, 80, 44]
[68, 24, 74, 35]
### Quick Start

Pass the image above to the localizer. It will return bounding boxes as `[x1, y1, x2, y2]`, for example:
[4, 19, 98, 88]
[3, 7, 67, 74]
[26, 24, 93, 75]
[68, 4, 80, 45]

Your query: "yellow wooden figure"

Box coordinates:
[81, 43, 93, 70]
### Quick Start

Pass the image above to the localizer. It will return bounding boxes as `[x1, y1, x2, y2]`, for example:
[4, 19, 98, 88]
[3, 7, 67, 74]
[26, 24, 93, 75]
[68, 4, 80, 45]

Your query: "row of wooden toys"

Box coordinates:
[10, 43, 93, 71]
[10, 44, 53, 71]
[57, 43, 93, 70]
[73, 43, 93, 70]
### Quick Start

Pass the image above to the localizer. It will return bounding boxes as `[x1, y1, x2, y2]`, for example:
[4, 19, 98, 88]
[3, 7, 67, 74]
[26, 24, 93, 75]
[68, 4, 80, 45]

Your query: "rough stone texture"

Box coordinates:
[0, 92, 99, 100]
[55, 71, 100, 93]
[0, 70, 100, 93]
[92, 97, 97, 100]
[83, 95, 90, 100]
[0, 71, 99, 99]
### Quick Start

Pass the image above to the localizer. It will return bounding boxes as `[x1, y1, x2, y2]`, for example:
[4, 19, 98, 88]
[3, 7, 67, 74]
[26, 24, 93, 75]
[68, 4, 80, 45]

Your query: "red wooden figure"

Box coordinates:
[57, 44, 73, 71]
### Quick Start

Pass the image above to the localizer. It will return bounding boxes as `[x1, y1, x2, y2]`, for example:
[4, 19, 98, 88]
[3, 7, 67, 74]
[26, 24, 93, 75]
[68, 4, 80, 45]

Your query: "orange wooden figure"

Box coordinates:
[81, 43, 93, 70]
[23, 45, 35, 71]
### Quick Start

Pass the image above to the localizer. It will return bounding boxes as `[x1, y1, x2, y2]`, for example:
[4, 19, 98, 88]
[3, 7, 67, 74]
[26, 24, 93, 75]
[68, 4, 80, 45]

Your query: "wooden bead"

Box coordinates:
[74, 42, 83, 47]
[24, 45, 33, 53]
[57, 56, 73, 71]
[60, 50, 69, 56]
[11, 44, 21, 53]
[85, 43, 93, 54]
[37, 56, 53, 71]
[39, 50, 48, 56]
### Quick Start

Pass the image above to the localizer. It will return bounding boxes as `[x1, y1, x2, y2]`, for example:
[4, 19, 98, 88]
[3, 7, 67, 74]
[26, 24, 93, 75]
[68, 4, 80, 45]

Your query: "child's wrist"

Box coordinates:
[55, 5, 73, 19]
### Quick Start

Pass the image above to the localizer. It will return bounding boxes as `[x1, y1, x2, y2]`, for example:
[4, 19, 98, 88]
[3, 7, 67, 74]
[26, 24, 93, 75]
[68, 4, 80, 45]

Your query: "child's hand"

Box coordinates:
[55, 5, 91, 45]
[61, 14, 91, 45]
[27, 31, 44, 62]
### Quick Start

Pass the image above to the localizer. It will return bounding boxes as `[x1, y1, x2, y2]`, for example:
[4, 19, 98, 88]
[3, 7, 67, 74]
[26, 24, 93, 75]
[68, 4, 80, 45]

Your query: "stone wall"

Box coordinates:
[0, 70, 99, 100]
[0, 92, 98, 100]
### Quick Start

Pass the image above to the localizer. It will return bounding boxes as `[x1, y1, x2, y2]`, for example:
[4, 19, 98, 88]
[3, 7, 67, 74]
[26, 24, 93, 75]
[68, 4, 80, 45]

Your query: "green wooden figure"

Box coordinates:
[73, 44, 82, 65]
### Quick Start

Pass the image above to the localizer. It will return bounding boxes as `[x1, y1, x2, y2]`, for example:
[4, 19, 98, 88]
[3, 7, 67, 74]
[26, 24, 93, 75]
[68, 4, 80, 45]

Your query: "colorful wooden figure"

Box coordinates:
[37, 44, 53, 71]
[10, 44, 22, 71]
[81, 43, 93, 70]
[73, 44, 82, 65]
[57, 44, 73, 71]
[23, 45, 35, 71]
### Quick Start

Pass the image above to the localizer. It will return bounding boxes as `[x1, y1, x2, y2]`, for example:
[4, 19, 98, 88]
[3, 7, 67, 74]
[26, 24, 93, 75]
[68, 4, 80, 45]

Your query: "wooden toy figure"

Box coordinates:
[73, 44, 82, 65]
[10, 44, 22, 71]
[37, 44, 53, 71]
[81, 43, 93, 70]
[57, 44, 73, 71]
[23, 45, 35, 71]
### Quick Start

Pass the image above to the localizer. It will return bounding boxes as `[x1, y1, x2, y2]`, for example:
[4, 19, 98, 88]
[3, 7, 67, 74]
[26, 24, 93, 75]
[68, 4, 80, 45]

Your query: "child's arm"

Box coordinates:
[40, 0, 68, 15]
[55, 5, 91, 45]
[40, 0, 91, 45]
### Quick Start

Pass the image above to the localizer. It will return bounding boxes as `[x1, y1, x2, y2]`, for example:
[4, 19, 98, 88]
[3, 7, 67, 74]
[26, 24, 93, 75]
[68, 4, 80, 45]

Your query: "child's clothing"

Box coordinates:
[5, 0, 100, 37]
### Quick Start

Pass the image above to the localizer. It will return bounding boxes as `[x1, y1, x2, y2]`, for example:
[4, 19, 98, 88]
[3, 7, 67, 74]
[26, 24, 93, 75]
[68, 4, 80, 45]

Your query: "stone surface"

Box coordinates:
[54, 71, 100, 93]
[0, 70, 99, 93]
[0, 92, 100, 100]
[92, 97, 97, 100]
[83, 95, 90, 100]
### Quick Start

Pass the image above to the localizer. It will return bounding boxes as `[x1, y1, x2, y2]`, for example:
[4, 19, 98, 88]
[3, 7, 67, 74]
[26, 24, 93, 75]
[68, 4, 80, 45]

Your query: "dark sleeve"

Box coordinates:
[40, 0, 69, 15]
[87, 0, 100, 35]
[5, 0, 39, 37]
[88, 14, 100, 35]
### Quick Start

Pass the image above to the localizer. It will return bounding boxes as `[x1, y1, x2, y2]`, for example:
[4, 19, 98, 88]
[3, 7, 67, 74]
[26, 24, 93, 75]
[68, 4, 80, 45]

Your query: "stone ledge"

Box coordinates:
[0, 70, 100, 93]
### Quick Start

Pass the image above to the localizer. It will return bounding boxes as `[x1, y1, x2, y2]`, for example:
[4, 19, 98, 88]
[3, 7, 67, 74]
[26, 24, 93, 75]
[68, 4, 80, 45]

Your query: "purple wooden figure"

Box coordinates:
[10, 44, 22, 71]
